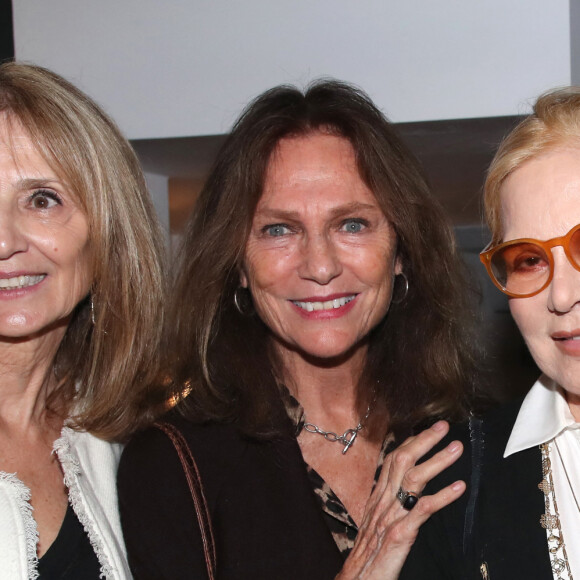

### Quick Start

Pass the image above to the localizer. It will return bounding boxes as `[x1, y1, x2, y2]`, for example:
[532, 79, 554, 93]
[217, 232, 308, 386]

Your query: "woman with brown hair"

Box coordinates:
[401, 87, 580, 579]
[0, 62, 165, 579]
[119, 79, 478, 579]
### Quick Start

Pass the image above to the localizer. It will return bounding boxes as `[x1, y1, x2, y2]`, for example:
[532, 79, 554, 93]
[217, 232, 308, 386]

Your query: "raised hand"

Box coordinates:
[336, 421, 465, 580]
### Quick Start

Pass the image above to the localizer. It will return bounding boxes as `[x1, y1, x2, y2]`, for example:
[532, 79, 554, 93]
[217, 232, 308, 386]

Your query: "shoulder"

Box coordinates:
[118, 413, 344, 578]
[118, 412, 304, 507]
[56, 429, 123, 469]
[481, 397, 524, 439]
[119, 413, 249, 491]
[53, 430, 132, 579]
[54, 429, 122, 495]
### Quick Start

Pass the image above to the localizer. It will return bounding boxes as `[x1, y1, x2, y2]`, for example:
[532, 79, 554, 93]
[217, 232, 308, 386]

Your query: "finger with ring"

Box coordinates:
[396, 486, 421, 511]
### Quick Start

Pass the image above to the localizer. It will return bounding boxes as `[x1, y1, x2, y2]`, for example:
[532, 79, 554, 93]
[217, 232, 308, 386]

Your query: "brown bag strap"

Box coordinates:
[154, 421, 217, 580]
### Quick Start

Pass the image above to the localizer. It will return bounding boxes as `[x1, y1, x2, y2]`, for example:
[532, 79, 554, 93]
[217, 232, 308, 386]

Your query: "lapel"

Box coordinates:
[474, 408, 553, 580]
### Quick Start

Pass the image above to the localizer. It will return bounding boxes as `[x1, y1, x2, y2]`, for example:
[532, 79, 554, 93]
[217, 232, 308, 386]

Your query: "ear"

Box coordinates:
[239, 267, 249, 288]
[394, 255, 403, 276]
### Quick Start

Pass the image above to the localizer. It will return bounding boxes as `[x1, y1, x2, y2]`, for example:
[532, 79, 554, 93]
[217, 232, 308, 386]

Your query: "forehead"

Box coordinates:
[260, 132, 378, 207]
[268, 131, 356, 170]
[501, 147, 580, 241]
[0, 114, 55, 175]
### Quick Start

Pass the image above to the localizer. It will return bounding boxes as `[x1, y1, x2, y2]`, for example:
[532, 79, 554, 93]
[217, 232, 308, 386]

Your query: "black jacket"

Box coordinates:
[401, 399, 552, 579]
[117, 412, 344, 579]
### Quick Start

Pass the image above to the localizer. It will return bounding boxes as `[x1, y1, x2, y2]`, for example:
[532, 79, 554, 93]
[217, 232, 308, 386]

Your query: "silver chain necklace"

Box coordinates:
[303, 406, 371, 454]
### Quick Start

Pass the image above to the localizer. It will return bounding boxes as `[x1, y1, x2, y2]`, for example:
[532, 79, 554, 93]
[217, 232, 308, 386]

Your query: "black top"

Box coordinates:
[400, 399, 553, 580]
[38, 503, 101, 580]
[118, 412, 345, 579]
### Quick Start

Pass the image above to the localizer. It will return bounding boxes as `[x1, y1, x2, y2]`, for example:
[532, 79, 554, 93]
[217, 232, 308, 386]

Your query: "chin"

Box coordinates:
[296, 338, 367, 364]
[0, 314, 68, 341]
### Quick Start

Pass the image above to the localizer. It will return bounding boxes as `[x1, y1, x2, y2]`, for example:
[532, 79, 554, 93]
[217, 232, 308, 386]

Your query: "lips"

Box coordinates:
[0, 274, 46, 290]
[551, 329, 580, 341]
[292, 294, 356, 312]
[551, 329, 580, 357]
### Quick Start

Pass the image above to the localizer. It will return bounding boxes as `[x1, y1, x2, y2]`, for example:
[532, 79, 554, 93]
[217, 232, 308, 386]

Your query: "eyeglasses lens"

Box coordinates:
[570, 228, 580, 270]
[490, 243, 550, 296]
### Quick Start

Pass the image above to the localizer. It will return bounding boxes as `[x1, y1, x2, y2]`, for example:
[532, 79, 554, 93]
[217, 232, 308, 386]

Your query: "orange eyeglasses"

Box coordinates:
[479, 223, 580, 298]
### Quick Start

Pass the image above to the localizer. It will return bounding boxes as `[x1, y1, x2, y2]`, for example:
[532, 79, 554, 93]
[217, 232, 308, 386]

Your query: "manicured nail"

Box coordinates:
[447, 441, 460, 453]
[432, 420, 446, 432]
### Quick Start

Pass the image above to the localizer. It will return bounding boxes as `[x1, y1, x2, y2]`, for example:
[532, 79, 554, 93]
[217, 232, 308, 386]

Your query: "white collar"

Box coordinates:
[504, 374, 580, 458]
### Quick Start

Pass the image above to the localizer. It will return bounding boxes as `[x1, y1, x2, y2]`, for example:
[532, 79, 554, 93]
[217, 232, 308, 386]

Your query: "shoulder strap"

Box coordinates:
[154, 421, 217, 580]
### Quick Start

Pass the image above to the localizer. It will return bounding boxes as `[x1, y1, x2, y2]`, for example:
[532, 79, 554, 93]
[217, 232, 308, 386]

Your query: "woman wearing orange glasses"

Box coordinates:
[401, 88, 580, 580]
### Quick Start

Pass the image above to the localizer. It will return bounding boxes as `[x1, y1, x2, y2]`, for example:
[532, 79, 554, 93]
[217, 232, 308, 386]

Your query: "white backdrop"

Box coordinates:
[13, 0, 572, 139]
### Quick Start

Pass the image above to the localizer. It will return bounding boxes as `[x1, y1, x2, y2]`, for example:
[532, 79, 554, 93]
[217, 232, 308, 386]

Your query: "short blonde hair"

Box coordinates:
[0, 62, 166, 441]
[485, 87, 580, 244]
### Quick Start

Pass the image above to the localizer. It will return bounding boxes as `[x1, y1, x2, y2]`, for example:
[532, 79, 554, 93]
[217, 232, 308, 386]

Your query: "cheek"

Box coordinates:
[509, 298, 544, 347]
[60, 231, 93, 297]
[362, 247, 398, 292]
[243, 245, 295, 293]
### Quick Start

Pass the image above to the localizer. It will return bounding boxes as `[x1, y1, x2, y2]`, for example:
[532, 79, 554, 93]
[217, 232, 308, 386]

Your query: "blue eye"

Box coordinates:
[341, 219, 366, 233]
[265, 224, 290, 237]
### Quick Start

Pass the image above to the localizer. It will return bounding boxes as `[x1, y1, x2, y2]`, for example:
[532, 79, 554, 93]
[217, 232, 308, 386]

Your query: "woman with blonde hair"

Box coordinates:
[402, 87, 580, 579]
[0, 62, 165, 578]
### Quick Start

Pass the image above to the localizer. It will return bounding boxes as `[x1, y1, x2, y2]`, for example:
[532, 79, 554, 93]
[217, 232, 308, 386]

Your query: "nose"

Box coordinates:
[0, 209, 27, 260]
[297, 232, 342, 285]
[547, 248, 580, 313]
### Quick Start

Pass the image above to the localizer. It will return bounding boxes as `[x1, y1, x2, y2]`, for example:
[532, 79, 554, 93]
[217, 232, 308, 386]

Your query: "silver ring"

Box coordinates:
[397, 486, 421, 511]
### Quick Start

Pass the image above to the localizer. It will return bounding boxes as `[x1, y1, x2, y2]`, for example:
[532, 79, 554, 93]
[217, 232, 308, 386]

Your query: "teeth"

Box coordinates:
[0, 275, 45, 290]
[293, 295, 356, 312]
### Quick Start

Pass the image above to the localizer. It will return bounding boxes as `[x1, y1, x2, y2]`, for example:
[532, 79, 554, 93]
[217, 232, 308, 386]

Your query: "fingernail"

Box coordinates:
[452, 481, 464, 491]
[447, 441, 460, 453]
[432, 420, 446, 432]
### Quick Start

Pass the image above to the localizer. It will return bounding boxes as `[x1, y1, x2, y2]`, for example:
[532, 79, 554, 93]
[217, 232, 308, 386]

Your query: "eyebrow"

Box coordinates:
[254, 201, 381, 221]
[16, 177, 64, 190]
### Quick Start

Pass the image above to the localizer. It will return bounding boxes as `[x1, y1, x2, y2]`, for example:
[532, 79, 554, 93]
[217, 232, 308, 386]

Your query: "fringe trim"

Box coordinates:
[0, 471, 40, 579]
[54, 428, 114, 579]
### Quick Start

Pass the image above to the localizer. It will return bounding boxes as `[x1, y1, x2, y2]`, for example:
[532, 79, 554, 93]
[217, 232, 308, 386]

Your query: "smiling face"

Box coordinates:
[501, 146, 580, 411]
[241, 132, 401, 366]
[0, 116, 92, 341]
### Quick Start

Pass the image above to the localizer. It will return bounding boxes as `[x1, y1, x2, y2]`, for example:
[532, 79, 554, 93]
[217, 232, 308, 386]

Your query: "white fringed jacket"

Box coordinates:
[0, 427, 131, 579]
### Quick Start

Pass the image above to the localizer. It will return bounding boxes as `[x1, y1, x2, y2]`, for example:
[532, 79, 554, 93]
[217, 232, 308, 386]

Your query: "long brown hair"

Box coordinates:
[0, 62, 166, 441]
[170, 80, 477, 438]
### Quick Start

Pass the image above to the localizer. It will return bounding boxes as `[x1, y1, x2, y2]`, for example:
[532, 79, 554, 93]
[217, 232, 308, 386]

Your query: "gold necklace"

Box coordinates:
[539, 441, 574, 580]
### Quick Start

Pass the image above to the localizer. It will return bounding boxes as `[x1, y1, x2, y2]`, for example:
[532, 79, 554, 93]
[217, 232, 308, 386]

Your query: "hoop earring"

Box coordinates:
[234, 287, 253, 316]
[391, 272, 409, 305]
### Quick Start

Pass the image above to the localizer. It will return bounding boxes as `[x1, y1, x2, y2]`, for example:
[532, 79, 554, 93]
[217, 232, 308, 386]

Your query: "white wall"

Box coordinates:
[13, 0, 571, 139]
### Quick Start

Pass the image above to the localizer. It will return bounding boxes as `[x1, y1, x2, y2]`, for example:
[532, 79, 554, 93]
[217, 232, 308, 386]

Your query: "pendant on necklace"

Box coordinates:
[342, 429, 359, 454]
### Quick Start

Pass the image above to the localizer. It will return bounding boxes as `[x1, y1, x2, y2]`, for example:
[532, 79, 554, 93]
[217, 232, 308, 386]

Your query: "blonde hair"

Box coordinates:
[0, 62, 166, 441]
[485, 87, 580, 244]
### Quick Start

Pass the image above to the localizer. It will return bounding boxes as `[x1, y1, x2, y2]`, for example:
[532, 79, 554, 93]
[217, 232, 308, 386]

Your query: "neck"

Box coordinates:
[565, 390, 580, 422]
[278, 343, 366, 431]
[0, 326, 67, 433]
